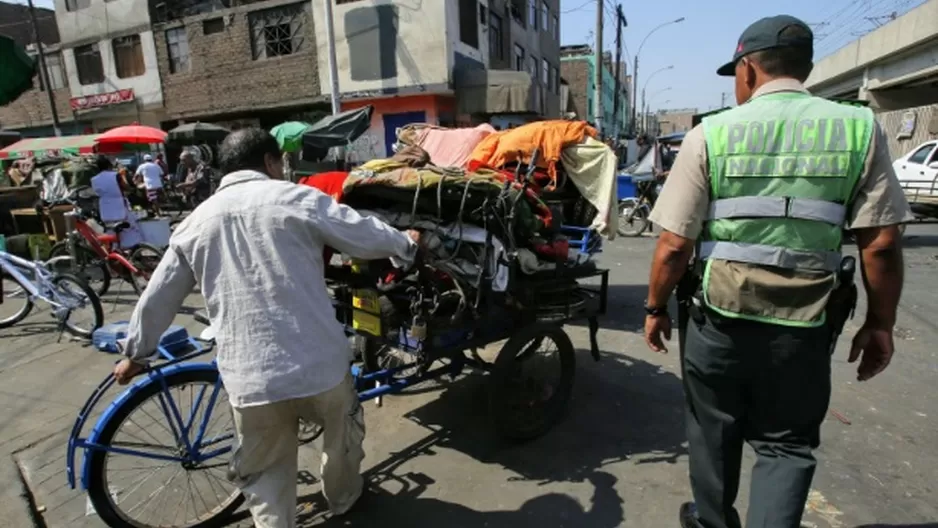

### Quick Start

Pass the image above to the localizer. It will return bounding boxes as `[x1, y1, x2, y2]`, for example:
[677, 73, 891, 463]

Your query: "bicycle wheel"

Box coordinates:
[128, 243, 165, 295]
[52, 274, 104, 338]
[86, 369, 244, 528]
[0, 272, 33, 328]
[617, 199, 650, 237]
[49, 242, 111, 297]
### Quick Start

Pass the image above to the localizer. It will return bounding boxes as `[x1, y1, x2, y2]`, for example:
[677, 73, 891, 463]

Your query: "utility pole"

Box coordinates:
[721, 92, 727, 108]
[611, 4, 626, 140]
[26, 0, 61, 136]
[320, 0, 343, 158]
[593, 0, 603, 135]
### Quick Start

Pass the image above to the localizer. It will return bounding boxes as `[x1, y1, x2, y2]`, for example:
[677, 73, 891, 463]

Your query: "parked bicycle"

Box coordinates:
[47, 189, 165, 297]
[67, 311, 321, 527]
[1, 244, 103, 338]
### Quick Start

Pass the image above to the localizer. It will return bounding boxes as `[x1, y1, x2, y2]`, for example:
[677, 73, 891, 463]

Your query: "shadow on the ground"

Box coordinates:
[297, 470, 623, 527]
[288, 327, 686, 526]
[400, 347, 687, 483]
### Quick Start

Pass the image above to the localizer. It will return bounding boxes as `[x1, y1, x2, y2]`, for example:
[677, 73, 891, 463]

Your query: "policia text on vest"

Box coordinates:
[721, 117, 856, 178]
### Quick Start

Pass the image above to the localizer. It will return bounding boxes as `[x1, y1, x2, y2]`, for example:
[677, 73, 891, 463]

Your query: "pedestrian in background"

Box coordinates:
[642, 15, 913, 528]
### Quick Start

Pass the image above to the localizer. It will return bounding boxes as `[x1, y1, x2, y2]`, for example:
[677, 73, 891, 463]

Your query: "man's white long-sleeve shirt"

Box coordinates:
[121, 170, 417, 407]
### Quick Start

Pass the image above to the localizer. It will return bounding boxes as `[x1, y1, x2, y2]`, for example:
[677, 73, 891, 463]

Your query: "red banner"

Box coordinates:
[70, 89, 135, 111]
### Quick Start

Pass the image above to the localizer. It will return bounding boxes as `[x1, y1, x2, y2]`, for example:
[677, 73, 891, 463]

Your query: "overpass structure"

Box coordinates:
[805, 0, 938, 111]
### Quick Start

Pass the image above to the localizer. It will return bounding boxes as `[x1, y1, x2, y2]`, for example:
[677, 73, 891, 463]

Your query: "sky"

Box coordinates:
[13, 0, 929, 113]
[559, 0, 928, 113]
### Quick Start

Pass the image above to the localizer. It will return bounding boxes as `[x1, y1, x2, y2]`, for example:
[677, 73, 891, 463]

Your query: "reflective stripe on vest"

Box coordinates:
[708, 196, 847, 226]
[699, 241, 842, 272]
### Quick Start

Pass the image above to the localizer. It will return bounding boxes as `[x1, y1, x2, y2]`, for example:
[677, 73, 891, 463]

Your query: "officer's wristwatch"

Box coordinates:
[644, 301, 669, 317]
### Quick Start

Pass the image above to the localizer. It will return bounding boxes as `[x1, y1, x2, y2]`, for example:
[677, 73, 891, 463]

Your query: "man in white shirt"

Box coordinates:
[134, 154, 164, 215]
[113, 128, 420, 526]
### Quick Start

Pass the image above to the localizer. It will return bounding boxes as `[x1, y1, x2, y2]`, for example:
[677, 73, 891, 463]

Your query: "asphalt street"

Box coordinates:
[1, 225, 937, 528]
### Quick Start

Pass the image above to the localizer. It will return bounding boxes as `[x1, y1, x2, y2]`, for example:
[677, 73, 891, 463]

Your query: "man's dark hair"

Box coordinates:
[95, 155, 112, 172]
[218, 127, 280, 174]
[749, 25, 814, 81]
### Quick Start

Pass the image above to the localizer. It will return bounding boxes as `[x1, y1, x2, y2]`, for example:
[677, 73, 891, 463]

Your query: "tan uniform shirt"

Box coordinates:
[649, 78, 915, 240]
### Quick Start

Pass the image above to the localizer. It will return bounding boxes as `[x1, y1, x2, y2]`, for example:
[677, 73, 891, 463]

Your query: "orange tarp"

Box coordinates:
[466, 120, 598, 183]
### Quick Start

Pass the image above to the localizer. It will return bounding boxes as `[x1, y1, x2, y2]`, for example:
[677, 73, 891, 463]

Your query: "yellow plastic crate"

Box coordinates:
[351, 289, 381, 314]
[352, 309, 382, 337]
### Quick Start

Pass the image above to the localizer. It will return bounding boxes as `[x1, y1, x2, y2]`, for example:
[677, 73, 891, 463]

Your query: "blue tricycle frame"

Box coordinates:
[66, 224, 609, 527]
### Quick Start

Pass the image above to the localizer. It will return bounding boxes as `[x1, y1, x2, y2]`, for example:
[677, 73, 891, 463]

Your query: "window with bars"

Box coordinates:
[514, 43, 525, 72]
[529, 55, 538, 80]
[528, 0, 537, 30]
[112, 34, 146, 79]
[541, 1, 549, 32]
[541, 58, 549, 86]
[248, 2, 309, 60]
[552, 13, 559, 40]
[74, 43, 105, 85]
[165, 27, 190, 74]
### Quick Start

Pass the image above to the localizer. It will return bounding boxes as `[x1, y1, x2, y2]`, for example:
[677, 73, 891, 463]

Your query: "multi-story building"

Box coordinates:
[0, 0, 81, 136]
[559, 44, 629, 137]
[148, 0, 561, 159]
[52, 0, 166, 131]
[656, 107, 697, 135]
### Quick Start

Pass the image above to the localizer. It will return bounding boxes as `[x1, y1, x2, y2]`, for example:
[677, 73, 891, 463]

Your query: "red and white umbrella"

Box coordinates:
[95, 123, 167, 145]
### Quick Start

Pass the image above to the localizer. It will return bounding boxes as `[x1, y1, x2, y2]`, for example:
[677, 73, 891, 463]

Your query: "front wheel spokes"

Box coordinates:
[102, 381, 238, 527]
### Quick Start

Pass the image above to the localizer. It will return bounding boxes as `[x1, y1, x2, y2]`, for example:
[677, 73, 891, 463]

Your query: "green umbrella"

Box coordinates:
[271, 121, 312, 153]
[0, 35, 37, 107]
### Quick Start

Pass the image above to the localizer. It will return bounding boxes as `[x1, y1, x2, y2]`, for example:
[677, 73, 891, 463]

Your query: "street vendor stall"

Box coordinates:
[0, 134, 100, 161]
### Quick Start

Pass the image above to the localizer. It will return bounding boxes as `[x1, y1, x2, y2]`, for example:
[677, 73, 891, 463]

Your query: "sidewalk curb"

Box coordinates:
[0, 457, 40, 528]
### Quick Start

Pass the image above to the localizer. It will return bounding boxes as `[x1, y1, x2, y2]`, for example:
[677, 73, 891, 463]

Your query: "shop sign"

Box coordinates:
[70, 89, 135, 111]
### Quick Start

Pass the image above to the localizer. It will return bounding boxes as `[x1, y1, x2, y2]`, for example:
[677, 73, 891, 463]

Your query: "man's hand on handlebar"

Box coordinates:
[405, 229, 421, 245]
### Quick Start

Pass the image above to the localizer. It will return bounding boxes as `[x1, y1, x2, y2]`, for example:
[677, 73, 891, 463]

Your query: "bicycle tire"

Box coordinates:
[86, 369, 244, 528]
[0, 273, 34, 328]
[128, 243, 165, 295]
[49, 242, 111, 297]
[53, 274, 104, 338]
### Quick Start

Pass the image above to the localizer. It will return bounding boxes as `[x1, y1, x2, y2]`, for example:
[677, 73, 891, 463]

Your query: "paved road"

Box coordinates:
[1, 226, 937, 528]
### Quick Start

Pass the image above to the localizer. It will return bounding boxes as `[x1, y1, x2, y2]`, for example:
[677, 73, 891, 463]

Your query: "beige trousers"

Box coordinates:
[227, 373, 365, 528]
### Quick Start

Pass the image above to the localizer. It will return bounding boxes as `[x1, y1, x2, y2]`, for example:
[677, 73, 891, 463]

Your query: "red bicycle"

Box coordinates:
[48, 190, 164, 297]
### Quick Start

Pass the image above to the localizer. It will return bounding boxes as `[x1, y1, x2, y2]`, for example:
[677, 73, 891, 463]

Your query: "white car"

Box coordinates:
[892, 140, 938, 196]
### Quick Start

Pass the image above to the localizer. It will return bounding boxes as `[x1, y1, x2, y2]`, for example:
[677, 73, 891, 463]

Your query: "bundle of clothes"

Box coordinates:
[301, 120, 618, 318]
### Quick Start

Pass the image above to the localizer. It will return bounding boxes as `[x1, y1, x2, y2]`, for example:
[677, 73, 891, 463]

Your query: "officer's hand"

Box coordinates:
[644, 314, 672, 354]
[848, 324, 895, 381]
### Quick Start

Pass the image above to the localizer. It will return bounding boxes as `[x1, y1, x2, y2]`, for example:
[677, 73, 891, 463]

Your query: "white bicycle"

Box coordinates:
[0, 247, 104, 338]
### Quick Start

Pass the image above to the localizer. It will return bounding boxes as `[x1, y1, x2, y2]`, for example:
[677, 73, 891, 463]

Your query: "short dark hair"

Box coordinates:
[218, 127, 280, 174]
[95, 155, 112, 172]
[749, 25, 814, 81]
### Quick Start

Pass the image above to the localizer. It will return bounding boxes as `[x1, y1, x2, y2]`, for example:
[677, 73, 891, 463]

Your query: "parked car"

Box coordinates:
[892, 140, 938, 225]
[893, 140, 938, 194]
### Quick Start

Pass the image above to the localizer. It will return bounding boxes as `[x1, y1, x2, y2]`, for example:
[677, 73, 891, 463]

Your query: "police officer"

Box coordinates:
[642, 15, 913, 528]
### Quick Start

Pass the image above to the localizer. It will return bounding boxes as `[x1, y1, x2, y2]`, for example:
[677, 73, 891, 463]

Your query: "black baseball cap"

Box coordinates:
[716, 15, 814, 76]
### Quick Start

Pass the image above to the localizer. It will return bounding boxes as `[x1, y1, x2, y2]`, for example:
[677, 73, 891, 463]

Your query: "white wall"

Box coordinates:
[312, 0, 451, 96]
[54, 0, 152, 46]
[62, 30, 164, 109]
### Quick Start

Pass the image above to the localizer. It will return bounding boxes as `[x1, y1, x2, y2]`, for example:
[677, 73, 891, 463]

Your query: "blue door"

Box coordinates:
[383, 111, 426, 157]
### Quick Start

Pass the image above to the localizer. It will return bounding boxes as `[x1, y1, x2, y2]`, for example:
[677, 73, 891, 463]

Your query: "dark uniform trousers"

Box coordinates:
[681, 308, 833, 528]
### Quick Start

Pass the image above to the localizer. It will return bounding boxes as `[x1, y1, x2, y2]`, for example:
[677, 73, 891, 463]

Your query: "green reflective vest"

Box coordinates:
[700, 91, 874, 327]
